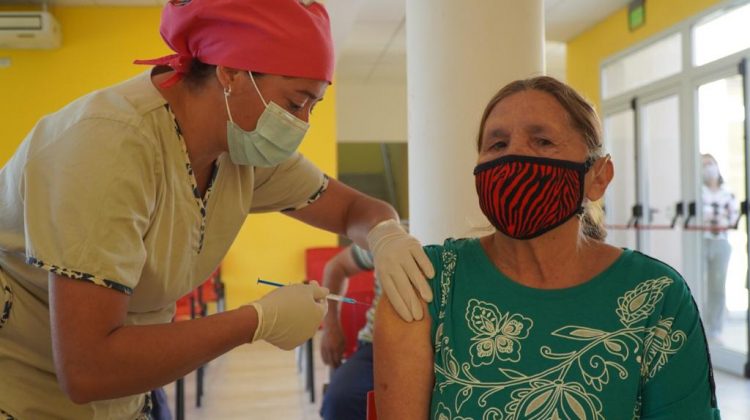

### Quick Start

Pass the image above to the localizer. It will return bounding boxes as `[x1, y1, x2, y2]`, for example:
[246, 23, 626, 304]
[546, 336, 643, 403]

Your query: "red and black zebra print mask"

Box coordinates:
[474, 155, 594, 240]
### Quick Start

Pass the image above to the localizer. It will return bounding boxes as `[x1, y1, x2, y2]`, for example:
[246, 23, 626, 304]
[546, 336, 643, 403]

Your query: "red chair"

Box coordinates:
[303, 246, 377, 401]
[197, 267, 225, 313]
[305, 247, 376, 357]
[304, 246, 343, 283]
[171, 267, 224, 419]
[173, 290, 202, 420]
[302, 247, 343, 402]
[339, 271, 375, 358]
[174, 289, 201, 321]
[366, 390, 377, 420]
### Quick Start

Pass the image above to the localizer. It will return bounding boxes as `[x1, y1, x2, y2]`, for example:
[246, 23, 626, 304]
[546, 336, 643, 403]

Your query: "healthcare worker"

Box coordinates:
[0, 0, 434, 418]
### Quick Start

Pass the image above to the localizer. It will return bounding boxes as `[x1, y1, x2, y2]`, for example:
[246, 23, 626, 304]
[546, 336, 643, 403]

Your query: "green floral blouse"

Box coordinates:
[425, 238, 720, 420]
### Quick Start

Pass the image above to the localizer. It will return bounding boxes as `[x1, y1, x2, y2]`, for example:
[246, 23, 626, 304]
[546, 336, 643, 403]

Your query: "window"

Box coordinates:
[602, 33, 682, 99]
[693, 2, 750, 66]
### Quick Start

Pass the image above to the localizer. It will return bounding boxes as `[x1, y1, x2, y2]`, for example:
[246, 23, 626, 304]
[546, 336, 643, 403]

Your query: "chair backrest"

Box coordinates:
[339, 278, 375, 358]
[199, 268, 221, 302]
[305, 246, 376, 358]
[174, 290, 197, 321]
[305, 247, 343, 282]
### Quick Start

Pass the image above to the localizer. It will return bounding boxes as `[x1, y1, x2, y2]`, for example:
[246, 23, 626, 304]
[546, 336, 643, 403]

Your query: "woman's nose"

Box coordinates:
[300, 107, 312, 123]
[504, 137, 533, 156]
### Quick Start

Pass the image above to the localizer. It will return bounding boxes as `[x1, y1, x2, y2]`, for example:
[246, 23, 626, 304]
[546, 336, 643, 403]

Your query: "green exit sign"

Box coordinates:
[629, 0, 645, 31]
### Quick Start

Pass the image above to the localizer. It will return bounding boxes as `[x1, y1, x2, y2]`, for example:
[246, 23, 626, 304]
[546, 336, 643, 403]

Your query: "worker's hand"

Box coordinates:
[367, 219, 435, 322]
[249, 282, 329, 350]
[320, 319, 346, 368]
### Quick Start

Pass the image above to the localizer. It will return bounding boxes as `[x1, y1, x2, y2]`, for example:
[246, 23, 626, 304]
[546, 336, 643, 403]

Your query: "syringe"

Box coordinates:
[257, 278, 358, 304]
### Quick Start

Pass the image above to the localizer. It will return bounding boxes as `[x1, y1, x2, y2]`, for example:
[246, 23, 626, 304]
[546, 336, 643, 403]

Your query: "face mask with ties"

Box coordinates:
[225, 72, 309, 167]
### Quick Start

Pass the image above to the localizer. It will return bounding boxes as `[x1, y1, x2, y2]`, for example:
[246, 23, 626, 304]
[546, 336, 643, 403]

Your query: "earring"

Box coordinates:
[224, 87, 232, 97]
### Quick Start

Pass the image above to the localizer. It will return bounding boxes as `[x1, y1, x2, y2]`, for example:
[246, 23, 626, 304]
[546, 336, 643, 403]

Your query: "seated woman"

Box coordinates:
[374, 76, 720, 419]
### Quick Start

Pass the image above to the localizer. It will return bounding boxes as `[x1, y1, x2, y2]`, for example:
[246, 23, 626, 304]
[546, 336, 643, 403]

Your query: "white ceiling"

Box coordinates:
[331, 0, 632, 83]
[6, 0, 632, 83]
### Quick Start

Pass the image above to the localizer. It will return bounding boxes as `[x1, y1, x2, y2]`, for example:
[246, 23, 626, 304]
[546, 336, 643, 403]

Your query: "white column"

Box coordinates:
[407, 0, 545, 244]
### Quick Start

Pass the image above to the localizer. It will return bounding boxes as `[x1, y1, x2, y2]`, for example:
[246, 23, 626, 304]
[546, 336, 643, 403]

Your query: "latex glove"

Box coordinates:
[249, 282, 329, 350]
[367, 219, 435, 322]
[320, 321, 346, 368]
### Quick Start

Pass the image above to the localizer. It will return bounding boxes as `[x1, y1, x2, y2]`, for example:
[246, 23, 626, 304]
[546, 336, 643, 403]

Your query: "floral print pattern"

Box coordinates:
[436, 402, 474, 420]
[616, 277, 672, 327]
[641, 316, 686, 379]
[466, 299, 532, 365]
[432, 250, 687, 420]
[504, 379, 604, 420]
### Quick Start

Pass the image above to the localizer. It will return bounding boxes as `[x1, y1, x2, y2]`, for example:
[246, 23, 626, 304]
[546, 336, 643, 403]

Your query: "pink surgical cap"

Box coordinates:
[136, 0, 334, 87]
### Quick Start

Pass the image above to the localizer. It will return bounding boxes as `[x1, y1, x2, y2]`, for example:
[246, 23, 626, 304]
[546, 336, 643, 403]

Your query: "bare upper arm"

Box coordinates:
[374, 294, 434, 419]
[48, 274, 130, 393]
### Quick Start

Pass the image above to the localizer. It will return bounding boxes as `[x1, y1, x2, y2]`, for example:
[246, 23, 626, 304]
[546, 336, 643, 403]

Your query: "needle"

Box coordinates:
[257, 278, 359, 304]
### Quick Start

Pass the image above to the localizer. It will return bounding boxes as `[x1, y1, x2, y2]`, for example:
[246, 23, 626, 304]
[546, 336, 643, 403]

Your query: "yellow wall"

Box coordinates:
[0, 7, 337, 309]
[0, 7, 166, 164]
[567, 0, 723, 109]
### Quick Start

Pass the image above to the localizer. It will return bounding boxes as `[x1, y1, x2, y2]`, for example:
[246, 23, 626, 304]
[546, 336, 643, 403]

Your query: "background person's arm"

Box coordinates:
[320, 245, 372, 368]
[373, 295, 434, 419]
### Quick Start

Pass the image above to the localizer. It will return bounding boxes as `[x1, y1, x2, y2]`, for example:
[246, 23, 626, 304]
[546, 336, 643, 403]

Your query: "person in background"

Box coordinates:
[374, 76, 720, 419]
[0, 1, 433, 418]
[701, 153, 739, 341]
[319, 243, 376, 420]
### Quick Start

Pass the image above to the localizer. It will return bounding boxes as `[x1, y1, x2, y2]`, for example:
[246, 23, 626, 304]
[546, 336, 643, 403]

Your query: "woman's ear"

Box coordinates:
[215, 65, 243, 92]
[585, 155, 614, 201]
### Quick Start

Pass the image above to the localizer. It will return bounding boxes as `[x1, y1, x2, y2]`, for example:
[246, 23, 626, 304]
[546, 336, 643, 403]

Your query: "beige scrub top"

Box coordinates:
[0, 72, 327, 419]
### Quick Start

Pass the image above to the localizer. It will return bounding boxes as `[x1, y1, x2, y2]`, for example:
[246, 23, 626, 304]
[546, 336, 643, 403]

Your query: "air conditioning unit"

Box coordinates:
[0, 11, 61, 50]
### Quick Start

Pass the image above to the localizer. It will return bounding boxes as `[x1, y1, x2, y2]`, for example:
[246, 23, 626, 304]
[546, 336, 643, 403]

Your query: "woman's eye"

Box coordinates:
[490, 141, 507, 150]
[288, 102, 304, 112]
[536, 137, 554, 146]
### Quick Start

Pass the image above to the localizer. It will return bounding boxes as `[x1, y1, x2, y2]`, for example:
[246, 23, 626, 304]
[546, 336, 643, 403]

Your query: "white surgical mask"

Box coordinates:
[225, 72, 309, 167]
[703, 164, 720, 183]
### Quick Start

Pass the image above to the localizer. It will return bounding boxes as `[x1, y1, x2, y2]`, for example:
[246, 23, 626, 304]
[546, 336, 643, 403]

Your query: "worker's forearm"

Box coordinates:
[345, 195, 399, 250]
[63, 306, 256, 403]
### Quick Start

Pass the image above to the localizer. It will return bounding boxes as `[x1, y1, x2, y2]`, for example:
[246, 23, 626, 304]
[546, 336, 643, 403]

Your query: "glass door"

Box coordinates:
[603, 109, 637, 250]
[638, 93, 685, 275]
[697, 73, 748, 362]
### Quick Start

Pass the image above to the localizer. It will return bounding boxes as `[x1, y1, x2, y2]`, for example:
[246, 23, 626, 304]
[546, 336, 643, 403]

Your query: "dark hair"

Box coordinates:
[476, 76, 607, 241]
[182, 59, 217, 90]
[180, 59, 266, 91]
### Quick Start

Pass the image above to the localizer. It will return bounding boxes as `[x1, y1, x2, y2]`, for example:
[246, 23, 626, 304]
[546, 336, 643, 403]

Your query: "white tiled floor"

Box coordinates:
[714, 370, 750, 420]
[166, 332, 750, 419]
[165, 339, 324, 420]
[718, 314, 747, 355]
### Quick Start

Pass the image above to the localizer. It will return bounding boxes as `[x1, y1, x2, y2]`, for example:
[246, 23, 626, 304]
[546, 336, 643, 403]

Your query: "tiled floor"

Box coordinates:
[166, 332, 750, 419]
[165, 339, 323, 419]
[717, 314, 747, 355]
[714, 370, 750, 420]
